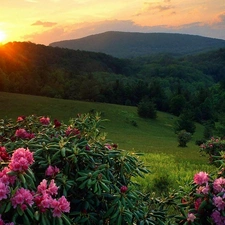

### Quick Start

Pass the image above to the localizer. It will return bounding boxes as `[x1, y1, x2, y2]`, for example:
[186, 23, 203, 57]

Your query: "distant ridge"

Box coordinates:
[49, 31, 225, 58]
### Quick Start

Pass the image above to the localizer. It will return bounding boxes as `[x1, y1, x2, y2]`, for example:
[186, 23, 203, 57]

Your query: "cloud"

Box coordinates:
[215, 12, 225, 27]
[32, 20, 57, 27]
[143, 1, 174, 12]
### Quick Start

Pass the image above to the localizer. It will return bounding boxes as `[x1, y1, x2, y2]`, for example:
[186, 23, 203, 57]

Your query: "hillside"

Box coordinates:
[49, 31, 225, 58]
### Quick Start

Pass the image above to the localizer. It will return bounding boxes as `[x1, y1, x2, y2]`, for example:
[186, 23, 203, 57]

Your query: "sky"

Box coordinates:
[0, 0, 225, 45]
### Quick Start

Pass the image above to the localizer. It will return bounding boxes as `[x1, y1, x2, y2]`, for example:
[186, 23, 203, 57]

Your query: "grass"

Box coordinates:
[0, 92, 215, 191]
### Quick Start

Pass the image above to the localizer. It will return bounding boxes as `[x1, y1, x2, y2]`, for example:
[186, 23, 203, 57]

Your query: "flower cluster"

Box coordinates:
[15, 128, 35, 140]
[34, 179, 70, 217]
[184, 171, 225, 225]
[8, 147, 34, 172]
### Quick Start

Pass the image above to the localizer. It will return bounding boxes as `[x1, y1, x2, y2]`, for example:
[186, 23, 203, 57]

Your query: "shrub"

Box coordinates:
[177, 130, 192, 147]
[0, 113, 170, 225]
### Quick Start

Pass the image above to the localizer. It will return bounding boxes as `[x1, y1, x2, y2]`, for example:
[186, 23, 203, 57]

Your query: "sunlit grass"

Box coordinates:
[0, 91, 215, 192]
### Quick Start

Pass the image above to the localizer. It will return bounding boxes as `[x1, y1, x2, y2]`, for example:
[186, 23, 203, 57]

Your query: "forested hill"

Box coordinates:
[50, 31, 225, 58]
[1, 41, 225, 126]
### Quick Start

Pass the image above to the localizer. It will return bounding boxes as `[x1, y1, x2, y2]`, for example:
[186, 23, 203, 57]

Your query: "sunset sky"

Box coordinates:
[0, 0, 225, 45]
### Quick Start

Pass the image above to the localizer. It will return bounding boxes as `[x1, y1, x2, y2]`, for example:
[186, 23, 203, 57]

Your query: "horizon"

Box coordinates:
[0, 0, 225, 45]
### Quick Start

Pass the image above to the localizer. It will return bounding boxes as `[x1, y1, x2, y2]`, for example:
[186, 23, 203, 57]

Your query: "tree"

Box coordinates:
[174, 110, 196, 134]
[137, 98, 157, 119]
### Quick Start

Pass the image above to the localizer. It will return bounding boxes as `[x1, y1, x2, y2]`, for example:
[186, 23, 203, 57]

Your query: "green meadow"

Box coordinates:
[0, 92, 214, 194]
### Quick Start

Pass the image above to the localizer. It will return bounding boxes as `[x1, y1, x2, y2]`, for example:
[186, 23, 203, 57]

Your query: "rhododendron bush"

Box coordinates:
[0, 113, 170, 225]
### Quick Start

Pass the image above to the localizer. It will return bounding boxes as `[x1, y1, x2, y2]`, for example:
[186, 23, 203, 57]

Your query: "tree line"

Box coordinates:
[1, 42, 225, 137]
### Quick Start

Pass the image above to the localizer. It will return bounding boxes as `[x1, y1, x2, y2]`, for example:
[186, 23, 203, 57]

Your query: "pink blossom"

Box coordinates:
[51, 196, 70, 217]
[45, 165, 60, 177]
[0, 182, 10, 200]
[187, 213, 196, 222]
[65, 126, 80, 137]
[194, 171, 209, 185]
[15, 128, 28, 139]
[54, 119, 61, 128]
[11, 188, 34, 209]
[196, 183, 210, 194]
[213, 177, 225, 193]
[34, 192, 53, 212]
[211, 210, 225, 225]
[40, 117, 50, 125]
[213, 196, 225, 211]
[120, 186, 128, 193]
[9, 148, 34, 172]
[0, 167, 16, 185]
[48, 180, 58, 196]
[194, 198, 202, 211]
[0, 146, 10, 161]
[37, 179, 48, 194]
[104, 144, 112, 150]
[17, 116, 25, 122]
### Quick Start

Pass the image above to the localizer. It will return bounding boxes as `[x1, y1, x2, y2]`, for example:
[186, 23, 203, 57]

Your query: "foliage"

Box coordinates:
[174, 111, 196, 135]
[137, 98, 157, 119]
[200, 137, 225, 166]
[0, 113, 174, 225]
[177, 130, 192, 147]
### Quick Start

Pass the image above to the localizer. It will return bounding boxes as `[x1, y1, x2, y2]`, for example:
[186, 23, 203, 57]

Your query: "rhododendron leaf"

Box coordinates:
[17, 206, 24, 216]
[34, 211, 40, 221]
[5, 201, 12, 213]
[23, 213, 30, 225]
[198, 200, 207, 212]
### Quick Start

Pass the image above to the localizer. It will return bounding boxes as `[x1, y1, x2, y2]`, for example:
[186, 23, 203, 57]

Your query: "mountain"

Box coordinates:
[49, 31, 225, 58]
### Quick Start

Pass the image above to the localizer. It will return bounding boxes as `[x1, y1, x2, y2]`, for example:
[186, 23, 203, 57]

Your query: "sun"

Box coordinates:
[0, 30, 7, 43]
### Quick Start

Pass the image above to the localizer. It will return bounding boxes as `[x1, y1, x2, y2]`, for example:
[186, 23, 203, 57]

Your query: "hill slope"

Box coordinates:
[49, 31, 225, 58]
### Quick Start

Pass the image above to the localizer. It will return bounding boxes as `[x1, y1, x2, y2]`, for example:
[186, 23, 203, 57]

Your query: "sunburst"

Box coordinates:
[0, 30, 7, 43]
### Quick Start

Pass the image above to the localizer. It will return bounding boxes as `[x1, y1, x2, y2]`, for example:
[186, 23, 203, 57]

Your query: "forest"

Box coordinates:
[1, 41, 225, 137]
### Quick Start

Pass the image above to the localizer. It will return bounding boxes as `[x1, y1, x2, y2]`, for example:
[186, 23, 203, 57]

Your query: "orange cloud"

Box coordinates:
[32, 21, 57, 27]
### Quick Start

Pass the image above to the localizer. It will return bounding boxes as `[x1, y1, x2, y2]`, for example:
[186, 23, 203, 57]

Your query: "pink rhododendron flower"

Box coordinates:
[120, 186, 128, 193]
[213, 196, 225, 211]
[17, 116, 25, 122]
[11, 188, 34, 209]
[187, 213, 196, 222]
[15, 128, 28, 139]
[194, 198, 202, 211]
[211, 210, 225, 225]
[40, 116, 50, 125]
[34, 192, 53, 212]
[45, 165, 60, 177]
[0, 167, 16, 185]
[104, 144, 112, 150]
[37, 179, 58, 195]
[0, 146, 10, 161]
[194, 171, 209, 185]
[65, 126, 80, 137]
[213, 177, 225, 193]
[0, 182, 10, 200]
[9, 148, 34, 172]
[51, 196, 70, 217]
[54, 119, 61, 128]
[196, 183, 210, 194]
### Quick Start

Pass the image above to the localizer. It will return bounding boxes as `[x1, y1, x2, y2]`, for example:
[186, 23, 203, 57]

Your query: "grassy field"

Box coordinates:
[0, 92, 214, 192]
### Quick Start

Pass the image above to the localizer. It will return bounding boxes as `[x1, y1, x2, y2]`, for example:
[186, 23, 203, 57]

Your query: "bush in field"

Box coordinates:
[177, 130, 192, 147]
[0, 113, 172, 225]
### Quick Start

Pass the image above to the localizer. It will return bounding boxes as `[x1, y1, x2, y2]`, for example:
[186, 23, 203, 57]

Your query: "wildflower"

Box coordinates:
[40, 116, 50, 125]
[9, 148, 34, 172]
[11, 188, 34, 209]
[51, 196, 70, 217]
[194, 171, 209, 185]
[187, 213, 196, 222]
[45, 165, 60, 177]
